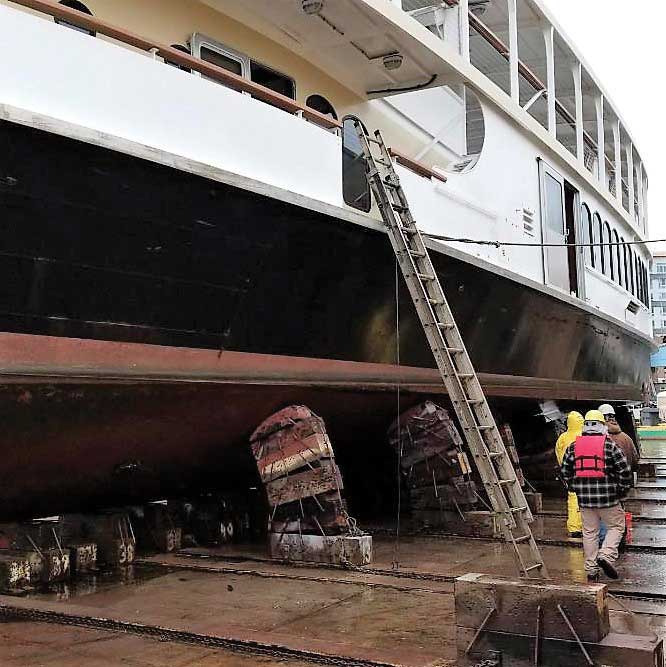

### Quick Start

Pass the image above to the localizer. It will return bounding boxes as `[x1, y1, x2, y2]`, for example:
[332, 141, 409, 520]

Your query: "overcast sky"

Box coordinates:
[541, 0, 663, 252]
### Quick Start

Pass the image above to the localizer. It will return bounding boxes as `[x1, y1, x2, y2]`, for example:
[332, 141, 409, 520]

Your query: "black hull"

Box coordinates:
[0, 118, 652, 388]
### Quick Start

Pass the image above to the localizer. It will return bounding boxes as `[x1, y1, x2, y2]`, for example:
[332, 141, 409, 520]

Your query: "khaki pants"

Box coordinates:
[580, 504, 625, 574]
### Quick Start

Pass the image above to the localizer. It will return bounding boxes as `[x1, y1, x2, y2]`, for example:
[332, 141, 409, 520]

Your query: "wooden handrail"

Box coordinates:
[8, 0, 342, 131]
[388, 148, 448, 183]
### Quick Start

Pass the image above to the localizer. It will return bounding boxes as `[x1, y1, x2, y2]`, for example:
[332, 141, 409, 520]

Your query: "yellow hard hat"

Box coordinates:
[584, 409, 605, 423]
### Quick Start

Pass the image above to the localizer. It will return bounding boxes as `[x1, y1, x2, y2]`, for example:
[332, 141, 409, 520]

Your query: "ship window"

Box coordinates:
[200, 46, 245, 77]
[342, 116, 371, 213]
[582, 204, 594, 268]
[164, 44, 192, 73]
[56, 0, 95, 36]
[306, 95, 338, 121]
[621, 238, 628, 290]
[594, 213, 605, 274]
[603, 222, 614, 281]
[250, 62, 296, 100]
[612, 230, 621, 286]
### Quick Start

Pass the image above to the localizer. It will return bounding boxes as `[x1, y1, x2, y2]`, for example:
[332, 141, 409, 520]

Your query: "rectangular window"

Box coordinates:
[200, 46, 244, 76]
[250, 61, 295, 100]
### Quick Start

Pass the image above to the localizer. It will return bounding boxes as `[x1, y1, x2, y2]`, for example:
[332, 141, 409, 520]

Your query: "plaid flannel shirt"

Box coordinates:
[560, 436, 632, 508]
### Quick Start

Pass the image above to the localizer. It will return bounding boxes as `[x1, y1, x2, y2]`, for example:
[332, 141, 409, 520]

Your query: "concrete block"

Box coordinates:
[97, 537, 135, 566]
[455, 573, 609, 643]
[5, 549, 69, 584]
[524, 491, 543, 515]
[68, 542, 97, 574]
[269, 533, 372, 566]
[152, 527, 182, 553]
[457, 627, 663, 666]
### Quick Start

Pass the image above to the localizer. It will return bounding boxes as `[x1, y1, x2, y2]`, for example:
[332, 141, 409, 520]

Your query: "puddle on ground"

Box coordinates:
[7, 563, 176, 602]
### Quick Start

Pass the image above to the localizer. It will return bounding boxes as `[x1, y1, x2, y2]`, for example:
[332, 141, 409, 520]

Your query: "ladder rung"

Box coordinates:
[392, 204, 408, 213]
[429, 298, 443, 306]
[437, 322, 455, 330]
[476, 425, 493, 431]
[417, 273, 435, 282]
[498, 479, 515, 486]
[408, 250, 426, 258]
[510, 506, 528, 513]
[524, 563, 544, 573]
[514, 535, 531, 544]
[399, 226, 417, 235]
[467, 399, 484, 405]
[488, 451, 505, 459]
[445, 347, 464, 354]
[457, 373, 474, 379]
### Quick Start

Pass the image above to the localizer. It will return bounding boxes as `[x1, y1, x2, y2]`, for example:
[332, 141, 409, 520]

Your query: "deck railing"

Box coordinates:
[7, 0, 342, 132]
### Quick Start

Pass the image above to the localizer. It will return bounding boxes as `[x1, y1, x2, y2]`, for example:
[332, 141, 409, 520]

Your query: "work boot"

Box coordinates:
[597, 558, 619, 580]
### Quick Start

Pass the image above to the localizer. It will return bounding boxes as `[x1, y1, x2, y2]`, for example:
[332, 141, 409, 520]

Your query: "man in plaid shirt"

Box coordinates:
[561, 409, 632, 581]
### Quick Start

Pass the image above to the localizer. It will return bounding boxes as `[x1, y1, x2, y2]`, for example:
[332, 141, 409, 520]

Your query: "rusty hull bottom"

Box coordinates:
[0, 332, 641, 520]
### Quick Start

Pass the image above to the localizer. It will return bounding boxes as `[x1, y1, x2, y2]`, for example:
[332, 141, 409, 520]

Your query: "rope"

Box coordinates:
[392, 259, 402, 570]
[422, 233, 664, 249]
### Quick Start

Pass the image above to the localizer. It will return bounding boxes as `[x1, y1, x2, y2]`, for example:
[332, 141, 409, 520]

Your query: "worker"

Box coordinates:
[598, 404, 640, 475]
[560, 410, 632, 581]
[555, 411, 584, 537]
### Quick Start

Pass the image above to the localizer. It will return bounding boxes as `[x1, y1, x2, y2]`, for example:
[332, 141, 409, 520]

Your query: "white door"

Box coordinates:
[539, 161, 569, 292]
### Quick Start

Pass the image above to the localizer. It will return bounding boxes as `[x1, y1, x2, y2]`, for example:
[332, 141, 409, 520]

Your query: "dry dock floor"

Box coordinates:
[2, 435, 666, 666]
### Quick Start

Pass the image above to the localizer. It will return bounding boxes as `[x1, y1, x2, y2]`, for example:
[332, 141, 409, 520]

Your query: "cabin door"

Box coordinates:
[539, 161, 578, 295]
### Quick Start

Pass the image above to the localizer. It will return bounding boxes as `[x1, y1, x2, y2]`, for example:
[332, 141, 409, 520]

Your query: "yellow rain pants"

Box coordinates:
[555, 411, 584, 535]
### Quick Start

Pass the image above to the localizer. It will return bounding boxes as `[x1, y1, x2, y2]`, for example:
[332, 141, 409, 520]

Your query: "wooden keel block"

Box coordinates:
[265, 464, 342, 507]
[455, 573, 610, 643]
[638, 462, 657, 478]
[68, 542, 97, 574]
[269, 533, 372, 566]
[0, 552, 31, 590]
[457, 627, 663, 667]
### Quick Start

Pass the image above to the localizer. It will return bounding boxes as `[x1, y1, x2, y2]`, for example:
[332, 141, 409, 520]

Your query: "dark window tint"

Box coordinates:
[612, 230, 621, 286]
[306, 95, 338, 120]
[342, 117, 371, 213]
[582, 204, 594, 268]
[250, 62, 295, 99]
[603, 222, 614, 280]
[594, 213, 605, 274]
[165, 44, 191, 73]
[201, 46, 243, 76]
[621, 238, 628, 290]
[56, 0, 95, 35]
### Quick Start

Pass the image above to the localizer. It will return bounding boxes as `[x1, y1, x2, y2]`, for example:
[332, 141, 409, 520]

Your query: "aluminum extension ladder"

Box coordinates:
[355, 122, 548, 579]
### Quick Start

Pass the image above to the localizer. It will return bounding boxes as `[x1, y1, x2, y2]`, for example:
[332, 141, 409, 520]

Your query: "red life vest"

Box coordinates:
[573, 435, 606, 478]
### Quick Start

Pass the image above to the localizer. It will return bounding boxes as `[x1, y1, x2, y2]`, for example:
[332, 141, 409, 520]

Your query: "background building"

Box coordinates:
[651, 251, 666, 341]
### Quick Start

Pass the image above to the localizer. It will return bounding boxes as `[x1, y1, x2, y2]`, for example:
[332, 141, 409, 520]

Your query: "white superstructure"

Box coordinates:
[0, 0, 652, 340]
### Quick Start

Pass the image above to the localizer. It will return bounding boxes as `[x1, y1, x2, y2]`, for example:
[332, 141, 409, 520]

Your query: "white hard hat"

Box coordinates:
[598, 403, 615, 416]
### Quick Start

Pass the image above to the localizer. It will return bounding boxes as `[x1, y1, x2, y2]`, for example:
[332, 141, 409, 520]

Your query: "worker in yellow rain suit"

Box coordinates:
[555, 411, 584, 536]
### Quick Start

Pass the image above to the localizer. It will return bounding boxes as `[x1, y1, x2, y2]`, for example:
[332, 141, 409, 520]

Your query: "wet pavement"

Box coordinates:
[0, 621, 318, 667]
[2, 433, 666, 666]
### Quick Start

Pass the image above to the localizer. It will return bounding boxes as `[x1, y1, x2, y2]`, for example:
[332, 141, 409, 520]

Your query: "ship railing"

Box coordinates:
[6, 0, 342, 133]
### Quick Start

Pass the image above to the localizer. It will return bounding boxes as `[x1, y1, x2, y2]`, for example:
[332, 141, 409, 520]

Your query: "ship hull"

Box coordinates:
[0, 117, 653, 519]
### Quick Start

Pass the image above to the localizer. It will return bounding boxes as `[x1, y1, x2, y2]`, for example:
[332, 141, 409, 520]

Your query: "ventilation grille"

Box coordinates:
[522, 208, 535, 236]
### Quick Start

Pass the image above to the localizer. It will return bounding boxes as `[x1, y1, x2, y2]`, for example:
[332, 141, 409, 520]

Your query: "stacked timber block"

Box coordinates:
[77, 513, 135, 567]
[132, 502, 182, 553]
[12, 518, 71, 583]
[456, 573, 663, 666]
[251, 405, 371, 566]
[387, 401, 477, 525]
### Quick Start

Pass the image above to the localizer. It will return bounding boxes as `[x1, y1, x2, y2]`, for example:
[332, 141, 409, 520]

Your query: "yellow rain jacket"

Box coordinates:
[555, 411, 584, 535]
